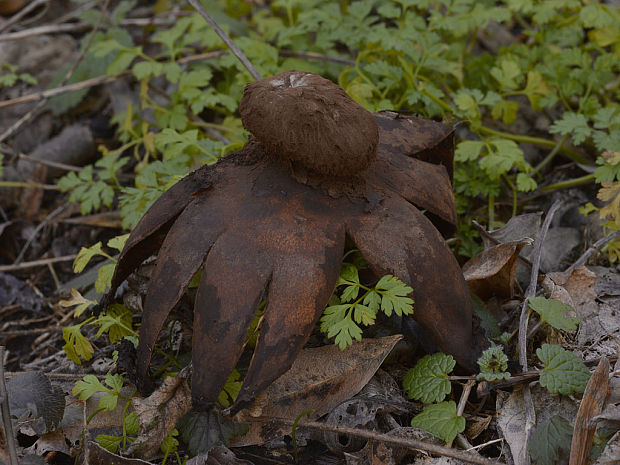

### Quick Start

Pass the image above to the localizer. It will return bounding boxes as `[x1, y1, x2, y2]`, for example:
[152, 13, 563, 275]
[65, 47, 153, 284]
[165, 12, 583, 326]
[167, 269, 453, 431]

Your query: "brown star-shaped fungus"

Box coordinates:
[102, 71, 476, 412]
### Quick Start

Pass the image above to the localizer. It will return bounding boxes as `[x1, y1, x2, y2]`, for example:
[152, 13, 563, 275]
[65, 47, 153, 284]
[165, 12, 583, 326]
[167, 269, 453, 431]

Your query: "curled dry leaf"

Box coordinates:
[569, 357, 610, 465]
[102, 70, 476, 412]
[232, 335, 402, 446]
[463, 239, 532, 299]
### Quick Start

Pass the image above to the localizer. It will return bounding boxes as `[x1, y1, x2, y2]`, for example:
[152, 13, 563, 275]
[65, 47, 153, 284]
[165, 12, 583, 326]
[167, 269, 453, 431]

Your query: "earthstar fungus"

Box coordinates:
[103, 70, 476, 412]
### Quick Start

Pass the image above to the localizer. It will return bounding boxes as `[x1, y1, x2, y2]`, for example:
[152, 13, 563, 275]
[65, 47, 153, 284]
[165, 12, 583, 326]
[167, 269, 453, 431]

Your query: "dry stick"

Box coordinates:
[18, 152, 82, 173]
[0, 16, 179, 41]
[188, 0, 263, 81]
[455, 380, 478, 452]
[258, 417, 505, 465]
[0, 51, 226, 111]
[0, 347, 19, 465]
[14, 203, 70, 264]
[517, 199, 562, 465]
[280, 49, 356, 66]
[565, 229, 620, 274]
[0, 0, 49, 33]
[0, 0, 111, 144]
[0, 48, 356, 113]
[0, 254, 77, 272]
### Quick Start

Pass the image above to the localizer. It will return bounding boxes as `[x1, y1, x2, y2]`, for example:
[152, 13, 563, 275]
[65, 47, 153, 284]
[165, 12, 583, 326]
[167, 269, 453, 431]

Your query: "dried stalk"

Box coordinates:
[517, 199, 562, 465]
[0, 347, 19, 465]
[187, 0, 263, 81]
[251, 416, 506, 465]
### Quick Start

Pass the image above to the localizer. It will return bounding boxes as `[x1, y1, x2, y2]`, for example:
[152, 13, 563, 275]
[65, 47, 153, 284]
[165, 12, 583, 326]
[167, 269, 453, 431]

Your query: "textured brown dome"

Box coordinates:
[239, 70, 379, 176]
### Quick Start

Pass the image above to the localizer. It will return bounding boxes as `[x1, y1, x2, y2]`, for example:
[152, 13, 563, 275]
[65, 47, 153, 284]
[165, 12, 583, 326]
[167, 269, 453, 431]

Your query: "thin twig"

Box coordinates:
[188, 0, 263, 81]
[0, 254, 77, 272]
[0, 327, 62, 337]
[14, 204, 70, 264]
[0, 15, 180, 41]
[0, 100, 47, 143]
[0, 51, 225, 111]
[517, 200, 562, 465]
[0, 0, 111, 143]
[0, 347, 19, 465]
[279, 49, 356, 66]
[565, 229, 620, 273]
[18, 152, 81, 173]
[0, 0, 49, 33]
[251, 417, 506, 465]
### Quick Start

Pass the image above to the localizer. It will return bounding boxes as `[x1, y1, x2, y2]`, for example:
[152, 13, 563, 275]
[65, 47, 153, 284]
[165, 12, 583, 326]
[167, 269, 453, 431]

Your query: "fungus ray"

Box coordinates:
[135, 194, 225, 392]
[233, 223, 345, 410]
[104, 165, 214, 306]
[345, 195, 475, 370]
[191, 233, 272, 410]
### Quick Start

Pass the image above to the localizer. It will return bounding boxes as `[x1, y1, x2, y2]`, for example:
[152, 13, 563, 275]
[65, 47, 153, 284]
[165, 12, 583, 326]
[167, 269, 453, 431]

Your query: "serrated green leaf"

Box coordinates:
[341, 284, 360, 302]
[517, 173, 538, 192]
[132, 60, 163, 79]
[480, 139, 525, 178]
[352, 303, 377, 326]
[338, 263, 360, 285]
[95, 263, 115, 294]
[73, 374, 109, 400]
[476, 345, 510, 381]
[63, 325, 94, 364]
[455, 140, 485, 162]
[59, 288, 97, 318]
[99, 393, 118, 411]
[529, 297, 580, 331]
[163, 62, 181, 83]
[490, 58, 521, 90]
[161, 428, 179, 455]
[491, 99, 519, 125]
[73, 242, 105, 273]
[550, 112, 591, 145]
[362, 290, 381, 312]
[124, 411, 139, 436]
[94, 304, 135, 343]
[95, 434, 122, 453]
[403, 353, 455, 403]
[537, 344, 590, 395]
[107, 49, 138, 75]
[376, 275, 414, 317]
[107, 234, 129, 253]
[529, 416, 573, 465]
[454, 92, 480, 121]
[105, 374, 124, 392]
[218, 370, 242, 408]
[410, 401, 465, 443]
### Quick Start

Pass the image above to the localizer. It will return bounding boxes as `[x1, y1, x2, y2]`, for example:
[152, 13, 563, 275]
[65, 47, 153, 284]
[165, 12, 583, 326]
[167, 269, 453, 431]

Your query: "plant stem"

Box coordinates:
[477, 126, 588, 164]
[0, 347, 19, 465]
[0, 181, 59, 190]
[534, 134, 569, 173]
[188, 0, 262, 81]
[540, 174, 595, 192]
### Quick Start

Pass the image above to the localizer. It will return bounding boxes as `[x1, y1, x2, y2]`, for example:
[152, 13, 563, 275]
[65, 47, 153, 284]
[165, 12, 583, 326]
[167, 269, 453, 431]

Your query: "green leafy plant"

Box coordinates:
[73, 373, 138, 453]
[528, 297, 580, 332]
[476, 345, 510, 382]
[320, 262, 414, 349]
[410, 401, 466, 443]
[0, 63, 36, 88]
[403, 353, 455, 403]
[529, 415, 573, 465]
[536, 344, 591, 395]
